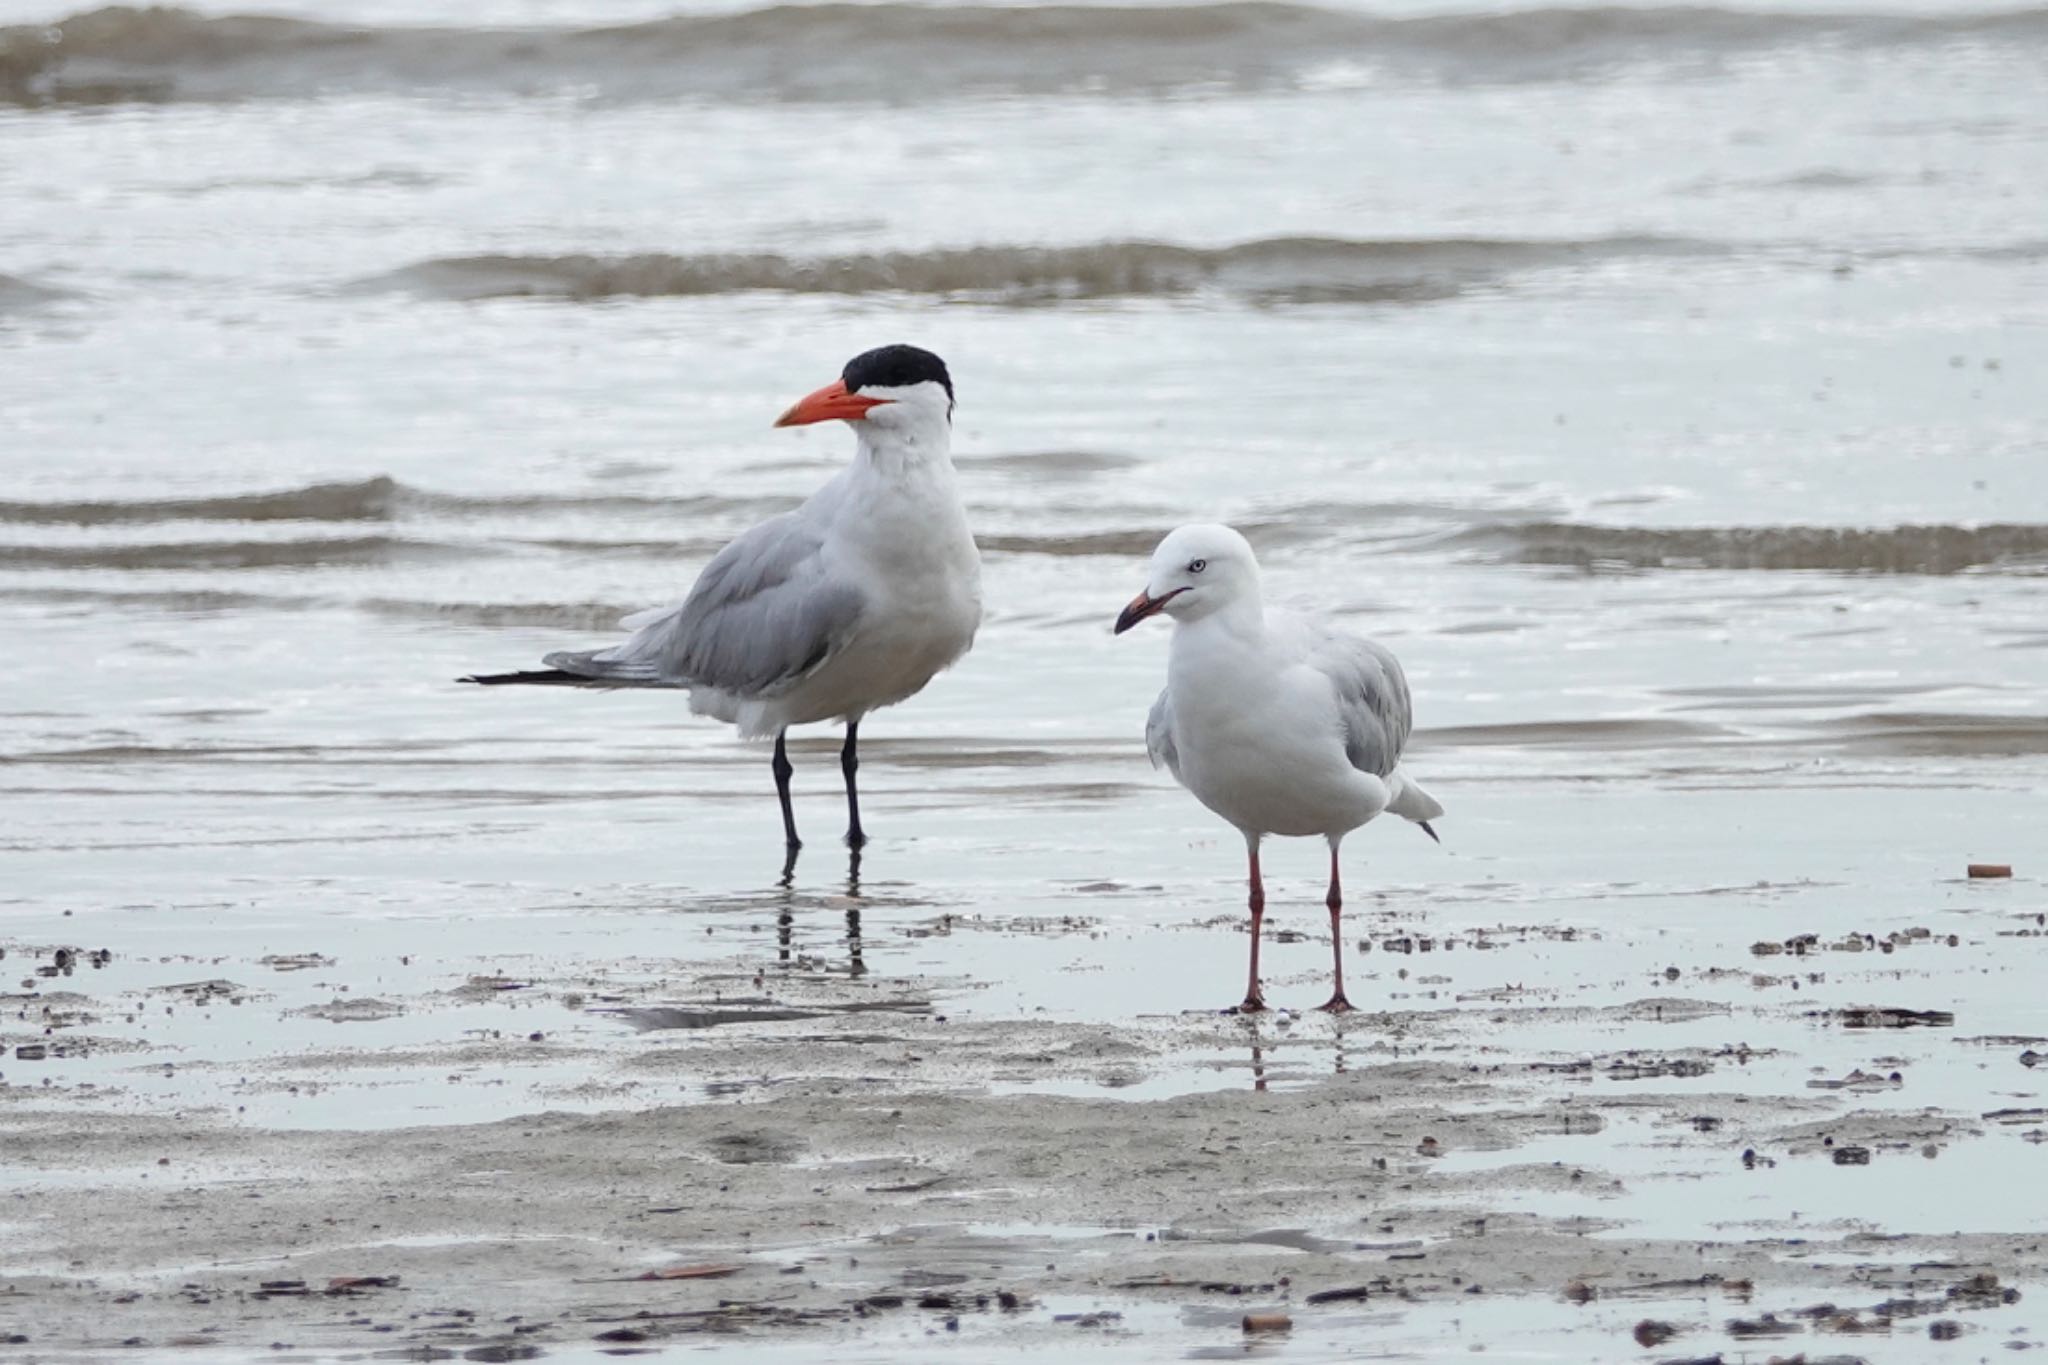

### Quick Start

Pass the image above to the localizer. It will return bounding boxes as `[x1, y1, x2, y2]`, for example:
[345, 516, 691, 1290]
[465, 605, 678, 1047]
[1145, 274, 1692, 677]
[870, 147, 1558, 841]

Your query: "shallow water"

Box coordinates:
[3, 0, 2046, 1357]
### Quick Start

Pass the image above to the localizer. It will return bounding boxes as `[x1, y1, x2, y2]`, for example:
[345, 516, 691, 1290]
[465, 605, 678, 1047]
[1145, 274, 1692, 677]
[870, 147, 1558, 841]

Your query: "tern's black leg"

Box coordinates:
[772, 729, 800, 857]
[841, 720, 866, 849]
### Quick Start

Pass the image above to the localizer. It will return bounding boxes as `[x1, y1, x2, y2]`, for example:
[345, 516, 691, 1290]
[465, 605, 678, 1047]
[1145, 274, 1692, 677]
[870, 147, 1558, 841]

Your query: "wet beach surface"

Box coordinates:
[4, 670, 2045, 1360]
[5, 0, 2048, 1356]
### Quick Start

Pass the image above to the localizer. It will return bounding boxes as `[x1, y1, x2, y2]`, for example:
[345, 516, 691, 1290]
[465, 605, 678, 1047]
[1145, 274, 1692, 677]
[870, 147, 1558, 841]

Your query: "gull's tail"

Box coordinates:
[1387, 768, 1445, 843]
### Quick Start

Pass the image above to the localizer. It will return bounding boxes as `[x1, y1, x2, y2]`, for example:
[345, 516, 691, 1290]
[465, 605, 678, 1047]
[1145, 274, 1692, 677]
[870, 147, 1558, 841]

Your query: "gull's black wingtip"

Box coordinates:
[1418, 820, 1441, 845]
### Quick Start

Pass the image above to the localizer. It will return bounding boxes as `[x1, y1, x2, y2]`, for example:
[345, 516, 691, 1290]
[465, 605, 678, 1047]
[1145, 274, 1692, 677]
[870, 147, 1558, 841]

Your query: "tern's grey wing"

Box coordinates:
[545, 512, 865, 696]
[1312, 630, 1415, 779]
[1145, 687, 1180, 777]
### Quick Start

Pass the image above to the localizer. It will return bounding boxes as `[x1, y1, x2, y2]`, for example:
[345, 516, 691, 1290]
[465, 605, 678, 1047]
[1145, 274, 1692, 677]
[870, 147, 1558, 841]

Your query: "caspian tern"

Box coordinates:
[1114, 524, 1442, 1013]
[466, 344, 981, 863]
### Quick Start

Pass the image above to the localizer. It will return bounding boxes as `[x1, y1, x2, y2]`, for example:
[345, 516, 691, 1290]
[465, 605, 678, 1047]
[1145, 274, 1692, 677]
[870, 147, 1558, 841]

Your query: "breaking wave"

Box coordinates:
[1451, 521, 2048, 575]
[6, 3, 2044, 105]
[0, 583, 637, 629]
[8, 479, 2045, 583]
[0, 273, 69, 310]
[0, 535, 481, 571]
[0, 476, 792, 526]
[1420, 717, 1730, 748]
[1418, 711, 2048, 758]
[353, 235, 1714, 305]
[1794, 711, 2048, 757]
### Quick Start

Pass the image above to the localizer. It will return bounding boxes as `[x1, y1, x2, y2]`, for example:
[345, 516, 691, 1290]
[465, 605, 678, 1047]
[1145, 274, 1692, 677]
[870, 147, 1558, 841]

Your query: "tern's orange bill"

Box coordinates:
[773, 378, 890, 428]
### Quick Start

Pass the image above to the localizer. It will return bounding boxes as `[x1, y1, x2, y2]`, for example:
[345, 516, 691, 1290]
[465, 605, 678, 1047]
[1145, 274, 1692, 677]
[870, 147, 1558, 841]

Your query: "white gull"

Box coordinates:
[1114, 523, 1442, 1012]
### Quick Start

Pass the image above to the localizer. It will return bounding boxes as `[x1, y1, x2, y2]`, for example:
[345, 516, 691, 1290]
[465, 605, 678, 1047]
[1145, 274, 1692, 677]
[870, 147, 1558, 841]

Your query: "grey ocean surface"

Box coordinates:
[2, 3, 2047, 1353]
[3, 0, 2044, 978]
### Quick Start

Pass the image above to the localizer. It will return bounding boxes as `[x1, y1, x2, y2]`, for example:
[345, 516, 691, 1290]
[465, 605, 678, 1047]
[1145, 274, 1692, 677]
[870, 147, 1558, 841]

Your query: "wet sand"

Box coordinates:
[5, 752, 2044, 1362]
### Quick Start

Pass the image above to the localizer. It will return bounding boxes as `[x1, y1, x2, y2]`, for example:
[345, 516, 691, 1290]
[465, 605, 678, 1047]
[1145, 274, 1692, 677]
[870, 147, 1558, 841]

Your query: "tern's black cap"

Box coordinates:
[843, 344, 953, 412]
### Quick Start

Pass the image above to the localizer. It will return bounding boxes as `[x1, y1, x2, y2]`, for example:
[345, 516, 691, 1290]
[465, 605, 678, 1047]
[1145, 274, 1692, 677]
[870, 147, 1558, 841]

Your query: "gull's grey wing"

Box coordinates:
[1311, 629, 1415, 779]
[544, 511, 864, 696]
[1144, 687, 1180, 777]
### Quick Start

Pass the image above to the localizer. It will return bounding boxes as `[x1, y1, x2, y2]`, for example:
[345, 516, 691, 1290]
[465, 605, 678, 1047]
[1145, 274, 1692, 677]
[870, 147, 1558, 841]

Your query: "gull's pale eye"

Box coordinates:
[1188, 558, 1208, 574]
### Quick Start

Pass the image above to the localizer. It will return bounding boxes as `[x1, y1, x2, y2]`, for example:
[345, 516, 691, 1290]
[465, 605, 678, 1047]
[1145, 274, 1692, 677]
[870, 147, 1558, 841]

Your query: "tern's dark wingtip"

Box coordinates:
[1418, 820, 1441, 845]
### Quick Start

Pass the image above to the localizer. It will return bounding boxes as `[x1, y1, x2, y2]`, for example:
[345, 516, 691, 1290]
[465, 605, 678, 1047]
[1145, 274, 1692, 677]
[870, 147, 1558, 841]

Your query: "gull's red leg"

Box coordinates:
[1237, 839, 1267, 1013]
[1318, 840, 1353, 1013]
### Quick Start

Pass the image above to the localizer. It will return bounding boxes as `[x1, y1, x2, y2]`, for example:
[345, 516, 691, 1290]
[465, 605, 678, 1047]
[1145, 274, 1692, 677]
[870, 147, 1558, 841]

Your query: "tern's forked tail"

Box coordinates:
[463, 642, 681, 689]
[461, 668, 668, 688]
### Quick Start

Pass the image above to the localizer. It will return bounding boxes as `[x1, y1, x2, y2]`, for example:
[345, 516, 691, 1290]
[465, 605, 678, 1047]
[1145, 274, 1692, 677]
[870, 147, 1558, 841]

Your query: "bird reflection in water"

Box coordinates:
[773, 845, 866, 978]
[845, 846, 867, 978]
[1243, 1018, 1355, 1093]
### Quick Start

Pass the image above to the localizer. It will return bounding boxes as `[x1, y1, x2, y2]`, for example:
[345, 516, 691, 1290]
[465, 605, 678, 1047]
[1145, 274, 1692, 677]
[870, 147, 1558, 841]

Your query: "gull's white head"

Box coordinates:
[772, 343, 954, 445]
[1113, 523, 1260, 634]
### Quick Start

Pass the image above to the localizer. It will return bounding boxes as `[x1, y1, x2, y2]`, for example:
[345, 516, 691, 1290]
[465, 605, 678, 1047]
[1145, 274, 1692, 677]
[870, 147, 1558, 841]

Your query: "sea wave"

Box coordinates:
[1794, 711, 2048, 757]
[1419, 717, 1730, 748]
[0, 583, 636, 628]
[6, 3, 2043, 105]
[10, 481, 2043, 579]
[1451, 521, 2048, 575]
[1417, 711, 2048, 757]
[0, 534, 482, 570]
[353, 235, 1713, 305]
[0, 476, 792, 526]
[0, 272, 69, 310]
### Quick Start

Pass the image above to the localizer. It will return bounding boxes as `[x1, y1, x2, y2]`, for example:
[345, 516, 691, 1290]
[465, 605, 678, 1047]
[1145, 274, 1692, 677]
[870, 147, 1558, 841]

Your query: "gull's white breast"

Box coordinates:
[1165, 628, 1390, 838]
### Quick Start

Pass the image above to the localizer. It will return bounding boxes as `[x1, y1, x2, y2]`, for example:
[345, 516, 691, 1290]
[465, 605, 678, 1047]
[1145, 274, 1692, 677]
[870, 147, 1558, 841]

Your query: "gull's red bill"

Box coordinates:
[1113, 586, 1184, 634]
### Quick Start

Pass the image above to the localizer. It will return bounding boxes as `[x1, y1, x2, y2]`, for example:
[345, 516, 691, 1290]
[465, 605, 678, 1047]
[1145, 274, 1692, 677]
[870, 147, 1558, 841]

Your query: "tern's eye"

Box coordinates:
[1187, 558, 1207, 574]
